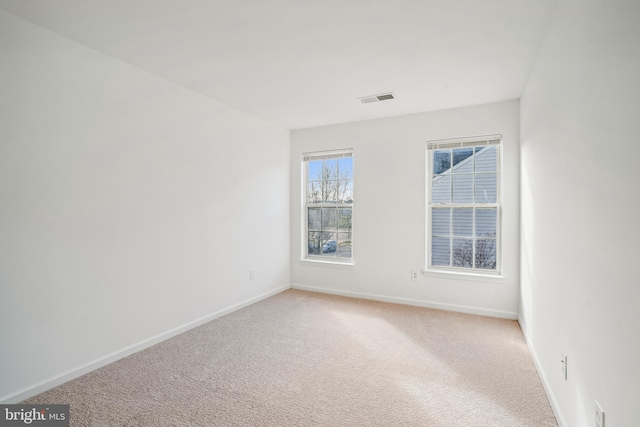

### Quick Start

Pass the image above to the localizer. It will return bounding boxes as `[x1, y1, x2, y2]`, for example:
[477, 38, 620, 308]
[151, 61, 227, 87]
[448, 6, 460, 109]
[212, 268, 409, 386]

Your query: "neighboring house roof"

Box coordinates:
[432, 146, 493, 181]
[431, 146, 497, 204]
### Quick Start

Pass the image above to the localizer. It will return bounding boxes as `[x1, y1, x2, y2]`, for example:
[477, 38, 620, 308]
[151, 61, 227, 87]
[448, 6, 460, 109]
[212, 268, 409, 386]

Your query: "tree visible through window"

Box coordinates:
[304, 150, 353, 260]
[427, 136, 501, 272]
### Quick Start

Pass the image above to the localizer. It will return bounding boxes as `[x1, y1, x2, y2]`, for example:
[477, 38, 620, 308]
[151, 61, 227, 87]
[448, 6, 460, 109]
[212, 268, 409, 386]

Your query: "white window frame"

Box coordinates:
[425, 135, 502, 275]
[302, 149, 354, 264]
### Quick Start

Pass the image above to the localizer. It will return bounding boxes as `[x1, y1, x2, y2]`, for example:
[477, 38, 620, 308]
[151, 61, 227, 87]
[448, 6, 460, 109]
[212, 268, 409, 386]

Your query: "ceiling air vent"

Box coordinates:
[359, 92, 395, 104]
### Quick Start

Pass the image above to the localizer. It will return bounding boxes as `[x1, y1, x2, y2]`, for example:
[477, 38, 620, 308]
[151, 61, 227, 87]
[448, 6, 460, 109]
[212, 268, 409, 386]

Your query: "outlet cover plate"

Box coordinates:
[561, 354, 567, 380]
[595, 401, 604, 427]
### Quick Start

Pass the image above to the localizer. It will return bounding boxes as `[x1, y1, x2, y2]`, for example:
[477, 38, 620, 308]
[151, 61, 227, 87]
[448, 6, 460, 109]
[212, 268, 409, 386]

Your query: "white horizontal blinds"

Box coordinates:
[302, 149, 352, 162]
[427, 134, 501, 150]
[428, 135, 500, 272]
[304, 149, 353, 260]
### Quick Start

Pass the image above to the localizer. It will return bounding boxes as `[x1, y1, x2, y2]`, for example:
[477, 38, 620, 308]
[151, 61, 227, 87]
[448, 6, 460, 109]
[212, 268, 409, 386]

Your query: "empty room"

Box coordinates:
[1, 0, 638, 426]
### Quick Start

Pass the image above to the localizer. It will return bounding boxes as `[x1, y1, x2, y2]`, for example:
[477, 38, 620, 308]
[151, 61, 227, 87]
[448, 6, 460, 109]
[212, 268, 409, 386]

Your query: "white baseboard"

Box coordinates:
[518, 317, 567, 427]
[291, 284, 518, 319]
[0, 285, 290, 404]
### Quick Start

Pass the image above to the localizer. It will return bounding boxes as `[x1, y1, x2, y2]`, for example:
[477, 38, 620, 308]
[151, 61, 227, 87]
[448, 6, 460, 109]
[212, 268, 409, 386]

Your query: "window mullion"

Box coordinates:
[449, 206, 453, 267]
[449, 149, 453, 204]
[472, 151, 476, 270]
[449, 148, 453, 267]
[471, 208, 476, 270]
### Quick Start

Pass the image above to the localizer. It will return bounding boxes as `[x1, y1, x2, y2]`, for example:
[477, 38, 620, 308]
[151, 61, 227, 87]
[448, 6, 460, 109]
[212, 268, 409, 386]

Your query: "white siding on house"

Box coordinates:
[431, 146, 497, 204]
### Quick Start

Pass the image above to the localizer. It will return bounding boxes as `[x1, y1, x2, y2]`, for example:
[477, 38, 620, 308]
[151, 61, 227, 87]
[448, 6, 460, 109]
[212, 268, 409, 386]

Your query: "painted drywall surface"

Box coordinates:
[291, 101, 520, 317]
[0, 11, 290, 400]
[520, 0, 640, 425]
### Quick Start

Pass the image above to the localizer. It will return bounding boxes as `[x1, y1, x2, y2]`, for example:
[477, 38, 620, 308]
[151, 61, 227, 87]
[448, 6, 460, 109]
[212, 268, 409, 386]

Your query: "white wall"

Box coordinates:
[520, 0, 640, 425]
[0, 10, 290, 402]
[291, 101, 520, 318]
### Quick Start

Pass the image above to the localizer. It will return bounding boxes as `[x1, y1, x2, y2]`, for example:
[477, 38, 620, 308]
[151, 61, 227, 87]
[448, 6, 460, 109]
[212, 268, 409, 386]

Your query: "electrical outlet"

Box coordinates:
[411, 270, 418, 281]
[595, 401, 605, 427]
[560, 354, 567, 380]
[249, 269, 255, 280]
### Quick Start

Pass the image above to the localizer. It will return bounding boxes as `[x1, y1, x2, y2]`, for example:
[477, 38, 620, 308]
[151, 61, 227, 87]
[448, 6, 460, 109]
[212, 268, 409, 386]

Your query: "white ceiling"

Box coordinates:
[0, 0, 558, 130]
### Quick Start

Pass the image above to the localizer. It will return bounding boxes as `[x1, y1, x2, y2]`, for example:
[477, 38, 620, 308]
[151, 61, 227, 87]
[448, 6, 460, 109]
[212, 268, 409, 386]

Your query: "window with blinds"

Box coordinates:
[303, 149, 353, 261]
[426, 135, 501, 273]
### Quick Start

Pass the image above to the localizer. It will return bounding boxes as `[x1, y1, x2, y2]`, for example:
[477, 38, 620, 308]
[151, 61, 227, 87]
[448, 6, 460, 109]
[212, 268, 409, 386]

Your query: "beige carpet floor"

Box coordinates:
[24, 289, 557, 426]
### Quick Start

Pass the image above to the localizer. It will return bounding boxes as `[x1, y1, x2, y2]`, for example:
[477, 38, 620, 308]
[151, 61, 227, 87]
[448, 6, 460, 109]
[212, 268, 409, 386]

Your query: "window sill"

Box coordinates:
[423, 268, 504, 283]
[299, 258, 355, 269]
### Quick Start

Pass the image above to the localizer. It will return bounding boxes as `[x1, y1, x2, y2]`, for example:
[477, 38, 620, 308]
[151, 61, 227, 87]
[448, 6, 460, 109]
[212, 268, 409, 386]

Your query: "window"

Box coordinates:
[303, 149, 353, 261]
[427, 135, 501, 273]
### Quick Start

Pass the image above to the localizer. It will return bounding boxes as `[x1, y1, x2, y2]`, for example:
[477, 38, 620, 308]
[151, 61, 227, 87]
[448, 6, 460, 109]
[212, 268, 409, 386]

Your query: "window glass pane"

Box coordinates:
[320, 181, 328, 202]
[475, 146, 497, 172]
[338, 180, 353, 203]
[308, 208, 321, 231]
[433, 150, 451, 175]
[452, 238, 473, 267]
[338, 157, 353, 180]
[475, 173, 497, 203]
[453, 159, 473, 174]
[322, 181, 338, 202]
[453, 174, 473, 203]
[475, 208, 497, 238]
[432, 238, 450, 266]
[431, 208, 450, 237]
[475, 239, 497, 270]
[453, 148, 474, 168]
[432, 175, 451, 203]
[337, 232, 352, 258]
[321, 208, 337, 231]
[323, 159, 338, 180]
[308, 232, 322, 255]
[308, 181, 322, 204]
[338, 208, 352, 231]
[308, 160, 322, 181]
[320, 232, 337, 256]
[453, 208, 473, 236]
[452, 148, 474, 174]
